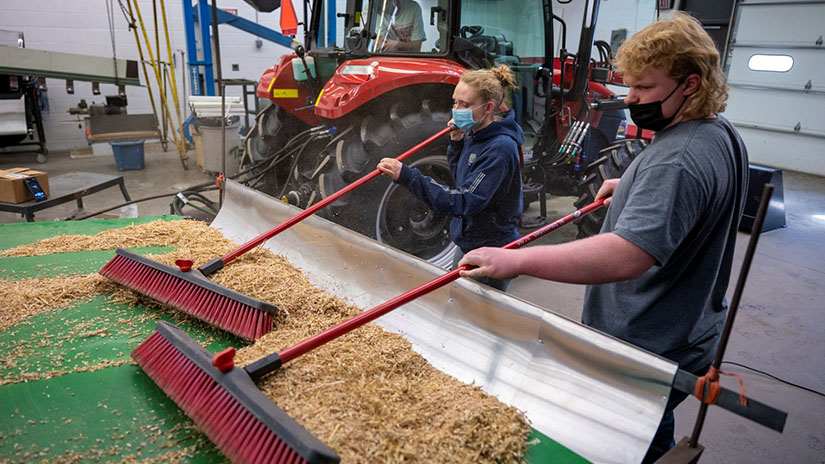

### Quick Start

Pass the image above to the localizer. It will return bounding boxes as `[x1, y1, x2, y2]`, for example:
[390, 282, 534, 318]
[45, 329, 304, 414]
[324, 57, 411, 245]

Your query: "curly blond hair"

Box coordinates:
[460, 64, 517, 108]
[615, 12, 728, 119]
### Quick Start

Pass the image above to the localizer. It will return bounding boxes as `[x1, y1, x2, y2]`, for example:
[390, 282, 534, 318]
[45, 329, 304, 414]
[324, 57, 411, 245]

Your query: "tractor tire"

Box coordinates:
[318, 90, 456, 267]
[245, 104, 308, 196]
[574, 138, 648, 239]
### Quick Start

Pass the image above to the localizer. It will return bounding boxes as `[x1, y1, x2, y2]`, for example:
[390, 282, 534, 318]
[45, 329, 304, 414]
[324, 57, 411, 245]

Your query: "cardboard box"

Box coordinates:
[0, 168, 50, 204]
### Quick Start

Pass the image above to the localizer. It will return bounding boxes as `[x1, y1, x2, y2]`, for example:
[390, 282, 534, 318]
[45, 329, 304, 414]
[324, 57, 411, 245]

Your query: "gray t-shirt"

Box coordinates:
[582, 115, 748, 371]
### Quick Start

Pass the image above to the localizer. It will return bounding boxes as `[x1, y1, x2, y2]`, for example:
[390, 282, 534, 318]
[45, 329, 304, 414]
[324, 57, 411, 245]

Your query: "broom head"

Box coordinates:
[132, 321, 340, 464]
[100, 248, 277, 340]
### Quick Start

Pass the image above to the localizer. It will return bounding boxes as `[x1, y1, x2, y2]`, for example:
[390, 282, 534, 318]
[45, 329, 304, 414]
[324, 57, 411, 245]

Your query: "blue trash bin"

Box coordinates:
[110, 140, 146, 171]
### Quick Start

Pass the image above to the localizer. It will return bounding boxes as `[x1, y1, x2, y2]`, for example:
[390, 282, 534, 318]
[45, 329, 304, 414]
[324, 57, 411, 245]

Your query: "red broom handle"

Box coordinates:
[278, 198, 607, 364]
[220, 125, 455, 264]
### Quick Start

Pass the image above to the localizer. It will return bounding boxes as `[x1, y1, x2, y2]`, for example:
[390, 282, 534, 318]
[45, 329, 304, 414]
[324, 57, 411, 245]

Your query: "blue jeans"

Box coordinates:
[452, 247, 512, 292]
[642, 363, 712, 463]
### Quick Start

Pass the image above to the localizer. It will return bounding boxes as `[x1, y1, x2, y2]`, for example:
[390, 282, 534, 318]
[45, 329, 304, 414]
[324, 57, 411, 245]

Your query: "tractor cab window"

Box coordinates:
[459, 0, 547, 132]
[361, 0, 448, 54]
[458, 0, 545, 66]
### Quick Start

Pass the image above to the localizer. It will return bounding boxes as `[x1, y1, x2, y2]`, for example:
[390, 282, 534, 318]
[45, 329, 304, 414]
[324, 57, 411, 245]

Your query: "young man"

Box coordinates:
[372, 0, 426, 52]
[457, 13, 748, 462]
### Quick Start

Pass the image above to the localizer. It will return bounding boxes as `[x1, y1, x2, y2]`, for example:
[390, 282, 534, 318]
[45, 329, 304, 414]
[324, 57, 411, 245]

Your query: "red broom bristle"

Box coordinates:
[133, 332, 305, 464]
[101, 255, 273, 340]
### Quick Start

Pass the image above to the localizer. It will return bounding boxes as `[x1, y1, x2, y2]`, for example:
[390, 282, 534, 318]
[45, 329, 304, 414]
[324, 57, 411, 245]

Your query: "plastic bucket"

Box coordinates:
[110, 140, 146, 171]
[196, 120, 241, 176]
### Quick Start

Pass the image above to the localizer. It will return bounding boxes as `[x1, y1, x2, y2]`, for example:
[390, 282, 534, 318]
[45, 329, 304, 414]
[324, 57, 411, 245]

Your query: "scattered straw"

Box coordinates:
[1, 219, 531, 462]
[0, 220, 233, 258]
[0, 274, 114, 331]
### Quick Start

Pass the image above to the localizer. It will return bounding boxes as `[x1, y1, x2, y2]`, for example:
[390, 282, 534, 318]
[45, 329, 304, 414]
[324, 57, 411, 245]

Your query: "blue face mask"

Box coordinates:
[452, 104, 485, 131]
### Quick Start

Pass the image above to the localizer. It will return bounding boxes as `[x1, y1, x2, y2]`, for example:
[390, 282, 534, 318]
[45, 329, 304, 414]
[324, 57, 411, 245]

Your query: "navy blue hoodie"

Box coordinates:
[396, 110, 523, 252]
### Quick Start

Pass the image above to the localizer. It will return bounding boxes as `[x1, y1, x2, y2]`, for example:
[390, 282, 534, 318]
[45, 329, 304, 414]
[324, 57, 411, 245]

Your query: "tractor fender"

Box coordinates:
[314, 57, 465, 119]
[256, 54, 324, 127]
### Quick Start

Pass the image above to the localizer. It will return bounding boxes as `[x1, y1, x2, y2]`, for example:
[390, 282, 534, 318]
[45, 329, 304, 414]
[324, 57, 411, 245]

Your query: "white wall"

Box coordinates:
[1, 0, 302, 151]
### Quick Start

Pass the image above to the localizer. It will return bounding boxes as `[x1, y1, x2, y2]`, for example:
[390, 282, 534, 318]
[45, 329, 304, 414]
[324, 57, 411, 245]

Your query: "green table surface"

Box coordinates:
[0, 217, 588, 463]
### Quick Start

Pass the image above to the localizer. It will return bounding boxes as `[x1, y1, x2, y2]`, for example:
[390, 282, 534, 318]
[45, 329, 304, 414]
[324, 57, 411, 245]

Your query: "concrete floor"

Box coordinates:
[1, 144, 823, 463]
[0, 143, 218, 224]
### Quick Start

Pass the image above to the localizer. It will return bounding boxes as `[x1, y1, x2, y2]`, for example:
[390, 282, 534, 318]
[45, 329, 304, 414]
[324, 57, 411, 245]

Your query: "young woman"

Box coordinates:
[377, 65, 523, 291]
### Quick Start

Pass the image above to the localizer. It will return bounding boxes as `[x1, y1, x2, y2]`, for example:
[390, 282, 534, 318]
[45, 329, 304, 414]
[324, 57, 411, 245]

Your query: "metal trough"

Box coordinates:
[211, 179, 677, 464]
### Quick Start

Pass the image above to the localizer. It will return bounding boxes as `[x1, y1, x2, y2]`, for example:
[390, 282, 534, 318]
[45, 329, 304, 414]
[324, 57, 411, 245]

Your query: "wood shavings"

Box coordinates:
[0, 220, 233, 258]
[0, 359, 133, 387]
[0, 274, 114, 331]
[1, 219, 531, 462]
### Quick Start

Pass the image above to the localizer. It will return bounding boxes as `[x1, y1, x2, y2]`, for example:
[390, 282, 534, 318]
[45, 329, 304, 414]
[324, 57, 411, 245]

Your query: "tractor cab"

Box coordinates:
[307, 0, 555, 136]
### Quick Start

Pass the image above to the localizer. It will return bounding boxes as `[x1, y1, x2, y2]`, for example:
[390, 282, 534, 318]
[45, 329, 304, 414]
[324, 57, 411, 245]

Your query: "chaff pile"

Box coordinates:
[1, 219, 531, 462]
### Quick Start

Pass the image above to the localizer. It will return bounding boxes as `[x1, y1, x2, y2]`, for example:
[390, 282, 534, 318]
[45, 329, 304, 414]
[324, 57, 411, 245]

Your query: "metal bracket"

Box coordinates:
[66, 79, 74, 95]
[673, 369, 787, 432]
[655, 437, 704, 464]
[92, 82, 100, 95]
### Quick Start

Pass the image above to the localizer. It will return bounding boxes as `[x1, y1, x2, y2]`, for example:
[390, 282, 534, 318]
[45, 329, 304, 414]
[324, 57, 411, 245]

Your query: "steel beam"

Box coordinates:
[0, 45, 139, 86]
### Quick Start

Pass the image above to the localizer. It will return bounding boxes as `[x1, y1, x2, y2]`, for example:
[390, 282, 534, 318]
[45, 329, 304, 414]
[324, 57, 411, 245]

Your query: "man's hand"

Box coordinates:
[448, 119, 464, 141]
[381, 39, 400, 51]
[458, 247, 522, 280]
[596, 178, 620, 207]
[377, 158, 402, 180]
[381, 39, 424, 52]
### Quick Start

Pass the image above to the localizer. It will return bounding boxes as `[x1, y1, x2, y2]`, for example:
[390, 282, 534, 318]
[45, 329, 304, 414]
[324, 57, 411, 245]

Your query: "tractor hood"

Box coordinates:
[314, 57, 465, 119]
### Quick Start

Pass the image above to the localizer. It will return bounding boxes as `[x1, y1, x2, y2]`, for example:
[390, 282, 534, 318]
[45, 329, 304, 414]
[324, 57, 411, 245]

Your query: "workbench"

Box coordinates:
[0, 171, 131, 222]
[0, 217, 583, 463]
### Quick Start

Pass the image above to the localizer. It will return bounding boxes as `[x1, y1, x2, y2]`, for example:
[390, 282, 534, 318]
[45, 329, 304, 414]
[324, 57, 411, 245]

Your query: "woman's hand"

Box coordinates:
[377, 158, 402, 180]
[448, 119, 464, 141]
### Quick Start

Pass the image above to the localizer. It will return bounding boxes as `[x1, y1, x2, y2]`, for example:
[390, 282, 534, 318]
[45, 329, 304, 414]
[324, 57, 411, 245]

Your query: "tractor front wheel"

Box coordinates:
[316, 89, 457, 266]
[376, 155, 456, 267]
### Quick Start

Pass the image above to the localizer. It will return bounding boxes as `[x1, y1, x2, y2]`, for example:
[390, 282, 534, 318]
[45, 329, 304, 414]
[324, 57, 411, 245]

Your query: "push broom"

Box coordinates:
[100, 126, 455, 340]
[132, 199, 607, 464]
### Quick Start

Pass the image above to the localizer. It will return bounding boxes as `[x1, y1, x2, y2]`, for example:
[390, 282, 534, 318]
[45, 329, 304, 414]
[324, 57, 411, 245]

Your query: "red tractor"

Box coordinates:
[243, 0, 649, 267]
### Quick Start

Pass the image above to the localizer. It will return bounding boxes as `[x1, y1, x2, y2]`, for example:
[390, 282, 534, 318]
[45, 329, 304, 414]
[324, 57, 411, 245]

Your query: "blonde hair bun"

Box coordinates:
[490, 64, 517, 90]
[459, 64, 517, 106]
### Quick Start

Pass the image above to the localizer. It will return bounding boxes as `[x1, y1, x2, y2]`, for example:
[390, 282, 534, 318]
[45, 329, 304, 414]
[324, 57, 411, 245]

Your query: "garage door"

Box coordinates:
[723, 0, 825, 176]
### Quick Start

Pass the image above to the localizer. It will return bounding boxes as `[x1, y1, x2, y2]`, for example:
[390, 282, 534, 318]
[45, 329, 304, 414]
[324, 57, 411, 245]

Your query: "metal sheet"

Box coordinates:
[0, 45, 139, 86]
[86, 114, 161, 144]
[211, 180, 677, 464]
[0, 96, 27, 136]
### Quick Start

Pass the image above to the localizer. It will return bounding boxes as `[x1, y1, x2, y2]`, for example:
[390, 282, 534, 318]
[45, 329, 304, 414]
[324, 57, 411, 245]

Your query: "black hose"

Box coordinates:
[237, 127, 316, 178]
[170, 190, 219, 217]
[278, 134, 318, 199]
[71, 187, 219, 221]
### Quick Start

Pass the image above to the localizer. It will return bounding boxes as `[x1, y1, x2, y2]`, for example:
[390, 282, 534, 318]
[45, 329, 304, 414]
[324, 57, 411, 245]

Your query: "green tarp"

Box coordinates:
[0, 217, 586, 463]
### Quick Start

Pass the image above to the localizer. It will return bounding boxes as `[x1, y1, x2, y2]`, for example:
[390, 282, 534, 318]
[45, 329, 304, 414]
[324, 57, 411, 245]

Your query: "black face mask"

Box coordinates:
[628, 81, 687, 132]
